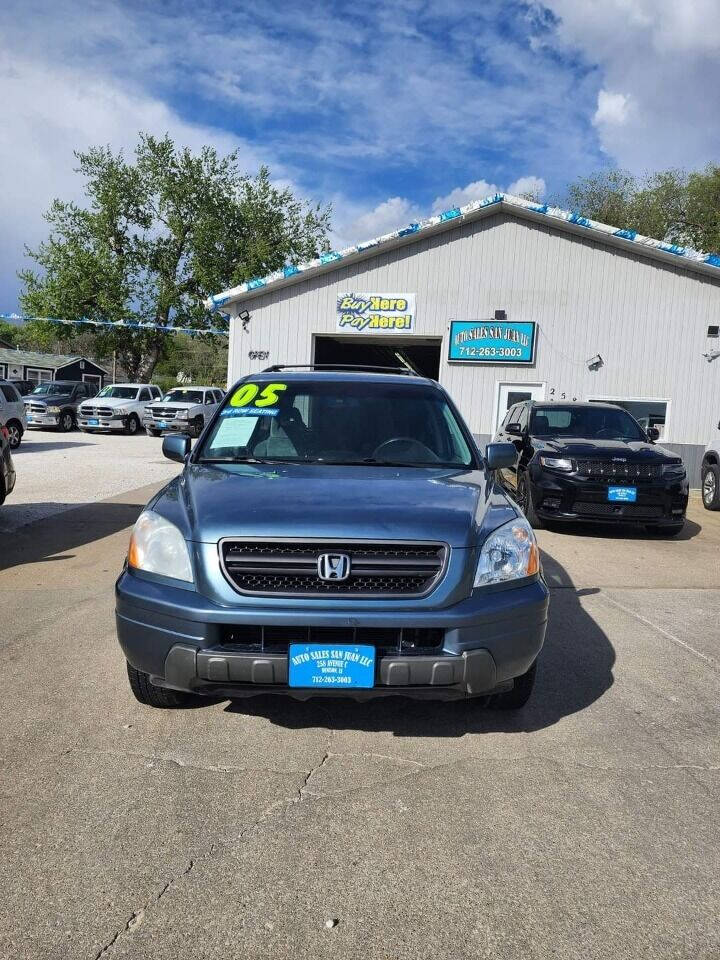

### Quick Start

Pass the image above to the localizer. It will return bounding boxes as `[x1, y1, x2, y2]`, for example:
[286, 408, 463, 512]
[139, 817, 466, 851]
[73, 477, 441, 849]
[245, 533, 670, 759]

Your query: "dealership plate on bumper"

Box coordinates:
[88, 418, 99, 426]
[288, 643, 375, 688]
[608, 486, 637, 502]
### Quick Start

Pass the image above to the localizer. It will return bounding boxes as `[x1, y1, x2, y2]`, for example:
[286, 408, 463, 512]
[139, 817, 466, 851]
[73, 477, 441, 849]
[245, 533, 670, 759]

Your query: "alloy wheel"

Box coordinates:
[704, 470, 717, 507]
[7, 424, 20, 448]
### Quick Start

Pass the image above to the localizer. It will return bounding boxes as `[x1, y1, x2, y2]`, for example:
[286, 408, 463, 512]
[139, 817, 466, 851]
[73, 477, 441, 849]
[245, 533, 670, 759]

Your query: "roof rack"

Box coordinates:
[261, 364, 421, 376]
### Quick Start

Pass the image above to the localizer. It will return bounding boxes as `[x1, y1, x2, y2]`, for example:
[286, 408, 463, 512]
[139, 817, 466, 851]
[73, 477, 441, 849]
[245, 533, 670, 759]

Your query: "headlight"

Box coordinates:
[115, 407, 127, 416]
[127, 511, 193, 583]
[47, 406, 60, 414]
[539, 456, 573, 471]
[144, 406, 152, 414]
[177, 409, 189, 419]
[474, 517, 540, 587]
[662, 461, 686, 477]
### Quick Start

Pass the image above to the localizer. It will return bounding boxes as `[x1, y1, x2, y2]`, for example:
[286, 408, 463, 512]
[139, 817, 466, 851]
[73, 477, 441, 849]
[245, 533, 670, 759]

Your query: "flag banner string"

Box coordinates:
[0, 313, 229, 337]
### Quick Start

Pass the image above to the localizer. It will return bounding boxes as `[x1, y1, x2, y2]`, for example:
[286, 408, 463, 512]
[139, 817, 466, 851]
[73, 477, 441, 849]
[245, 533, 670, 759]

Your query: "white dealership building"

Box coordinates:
[209, 193, 720, 483]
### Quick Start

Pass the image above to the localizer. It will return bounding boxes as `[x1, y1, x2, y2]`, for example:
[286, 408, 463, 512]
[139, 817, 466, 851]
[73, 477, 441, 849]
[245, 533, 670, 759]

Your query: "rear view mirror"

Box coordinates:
[647, 427, 660, 441]
[163, 434, 191, 463]
[486, 442, 518, 470]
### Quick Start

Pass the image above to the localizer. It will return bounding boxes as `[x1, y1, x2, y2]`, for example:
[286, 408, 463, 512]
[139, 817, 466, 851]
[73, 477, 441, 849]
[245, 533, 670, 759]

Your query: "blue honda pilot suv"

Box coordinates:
[116, 367, 549, 709]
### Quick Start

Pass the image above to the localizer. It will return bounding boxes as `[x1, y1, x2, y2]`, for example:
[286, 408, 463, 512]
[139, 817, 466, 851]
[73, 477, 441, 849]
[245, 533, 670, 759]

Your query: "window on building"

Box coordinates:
[589, 399, 669, 439]
[0, 364, 6, 378]
[26, 368, 53, 384]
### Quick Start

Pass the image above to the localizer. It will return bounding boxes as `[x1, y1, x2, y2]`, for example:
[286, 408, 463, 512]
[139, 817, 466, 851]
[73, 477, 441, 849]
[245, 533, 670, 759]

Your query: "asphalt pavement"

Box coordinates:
[1, 480, 719, 960]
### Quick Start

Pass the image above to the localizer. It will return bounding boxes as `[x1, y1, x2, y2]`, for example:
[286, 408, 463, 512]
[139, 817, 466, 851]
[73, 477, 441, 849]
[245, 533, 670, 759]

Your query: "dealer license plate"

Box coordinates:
[288, 643, 375, 689]
[157, 420, 168, 429]
[608, 486, 637, 502]
[88, 418, 99, 426]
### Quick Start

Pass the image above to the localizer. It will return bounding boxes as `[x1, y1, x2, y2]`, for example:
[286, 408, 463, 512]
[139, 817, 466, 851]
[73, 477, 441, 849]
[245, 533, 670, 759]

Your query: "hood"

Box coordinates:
[533, 436, 678, 462]
[152, 401, 195, 411]
[81, 396, 135, 409]
[25, 393, 72, 405]
[150, 462, 518, 548]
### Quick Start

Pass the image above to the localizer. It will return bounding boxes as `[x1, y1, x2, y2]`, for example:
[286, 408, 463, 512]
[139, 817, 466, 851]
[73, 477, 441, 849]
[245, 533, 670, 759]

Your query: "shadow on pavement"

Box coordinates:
[14, 441, 95, 454]
[224, 550, 615, 737]
[0, 500, 144, 570]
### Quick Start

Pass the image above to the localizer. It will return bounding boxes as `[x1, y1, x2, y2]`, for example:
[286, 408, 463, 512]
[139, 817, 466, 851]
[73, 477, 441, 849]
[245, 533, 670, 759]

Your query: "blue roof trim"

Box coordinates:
[206, 191, 720, 307]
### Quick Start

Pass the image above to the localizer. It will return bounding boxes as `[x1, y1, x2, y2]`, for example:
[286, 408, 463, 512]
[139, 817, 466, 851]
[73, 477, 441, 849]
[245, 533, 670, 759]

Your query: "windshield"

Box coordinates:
[97, 386, 139, 399]
[163, 389, 203, 403]
[197, 379, 475, 468]
[530, 405, 647, 441]
[30, 383, 69, 396]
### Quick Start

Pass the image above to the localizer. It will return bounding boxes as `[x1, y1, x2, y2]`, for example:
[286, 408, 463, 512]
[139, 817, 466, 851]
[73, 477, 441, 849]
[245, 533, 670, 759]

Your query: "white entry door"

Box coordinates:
[494, 382, 546, 432]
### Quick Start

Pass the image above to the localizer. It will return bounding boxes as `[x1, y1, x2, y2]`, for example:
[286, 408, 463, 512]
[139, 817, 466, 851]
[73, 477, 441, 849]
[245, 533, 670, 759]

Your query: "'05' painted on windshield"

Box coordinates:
[230, 382, 287, 408]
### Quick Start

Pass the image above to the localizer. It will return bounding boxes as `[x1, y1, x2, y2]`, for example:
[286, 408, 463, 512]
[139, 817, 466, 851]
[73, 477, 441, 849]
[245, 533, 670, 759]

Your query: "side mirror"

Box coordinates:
[162, 434, 191, 463]
[486, 442, 518, 470]
[646, 427, 660, 442]
[506, 423, 522, 436]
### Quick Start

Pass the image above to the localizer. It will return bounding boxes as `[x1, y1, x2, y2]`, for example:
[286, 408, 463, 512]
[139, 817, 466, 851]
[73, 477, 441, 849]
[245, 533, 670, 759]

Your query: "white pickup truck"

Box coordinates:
[78, 383, 162, 435]
[143, 386, 224, 438]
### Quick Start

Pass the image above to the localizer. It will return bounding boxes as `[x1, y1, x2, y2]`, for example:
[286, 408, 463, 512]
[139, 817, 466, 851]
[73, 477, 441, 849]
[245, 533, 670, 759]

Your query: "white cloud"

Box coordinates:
[506, 175, 547, 199]
[333, 197, 422, 248]
[592, 90, 631, 127]
[541, 0, 720, 168]
[431, 180, 498, 214]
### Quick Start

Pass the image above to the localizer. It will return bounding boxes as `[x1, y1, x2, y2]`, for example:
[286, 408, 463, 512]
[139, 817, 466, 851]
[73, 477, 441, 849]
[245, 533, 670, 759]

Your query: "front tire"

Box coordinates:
[6, 420, 22, 449]
[490, 661, 537, 709]
[58, 410, 74, 432]
[191, 415, 204, 439]
[702, 463, 720, 510]
[126, 662, 196, 709]
[125, 413, 140, 435]
[517, 473, 543, 528]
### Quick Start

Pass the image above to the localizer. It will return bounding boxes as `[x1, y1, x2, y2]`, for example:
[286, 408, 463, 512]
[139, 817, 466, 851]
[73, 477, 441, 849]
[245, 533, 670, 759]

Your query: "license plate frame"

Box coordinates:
[288, 643, 375, 689]
[608, 485, 637, 503]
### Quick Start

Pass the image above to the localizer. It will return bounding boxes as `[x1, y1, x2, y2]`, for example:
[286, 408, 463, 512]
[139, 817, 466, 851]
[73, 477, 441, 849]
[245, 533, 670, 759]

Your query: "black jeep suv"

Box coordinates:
[493, 401, 688, 535]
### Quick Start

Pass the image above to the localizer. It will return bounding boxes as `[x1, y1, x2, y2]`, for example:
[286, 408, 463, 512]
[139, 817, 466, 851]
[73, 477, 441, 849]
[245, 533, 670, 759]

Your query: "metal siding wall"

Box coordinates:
[229, 214, 720, 446]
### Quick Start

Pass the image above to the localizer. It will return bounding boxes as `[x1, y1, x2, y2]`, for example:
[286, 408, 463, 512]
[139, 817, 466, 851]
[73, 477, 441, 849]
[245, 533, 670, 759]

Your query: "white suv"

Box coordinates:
[78, 383, 162, 435]
[0, 380, 28, 449]
[143, 386, 224, 438]
[702, 421, 720, 510]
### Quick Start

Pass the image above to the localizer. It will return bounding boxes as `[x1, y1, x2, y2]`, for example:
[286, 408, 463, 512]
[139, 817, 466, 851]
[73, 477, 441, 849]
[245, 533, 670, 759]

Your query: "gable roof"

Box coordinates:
[0, 347, 109, 374]
[207, 192, 720, 311]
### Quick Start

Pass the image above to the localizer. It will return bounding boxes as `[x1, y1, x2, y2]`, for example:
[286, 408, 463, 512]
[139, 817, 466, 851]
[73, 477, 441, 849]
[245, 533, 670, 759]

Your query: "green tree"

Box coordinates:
[562, 166, 720, 254]
[20, 134, 331, 380]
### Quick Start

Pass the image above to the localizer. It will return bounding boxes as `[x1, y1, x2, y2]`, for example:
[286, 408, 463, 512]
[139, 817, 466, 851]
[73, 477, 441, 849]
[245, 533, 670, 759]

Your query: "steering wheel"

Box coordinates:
[371, 437, 440, 462]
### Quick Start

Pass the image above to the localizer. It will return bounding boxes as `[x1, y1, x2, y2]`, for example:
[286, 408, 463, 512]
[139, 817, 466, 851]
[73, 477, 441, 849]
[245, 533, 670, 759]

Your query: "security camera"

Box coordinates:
[239, 310, 250, 332]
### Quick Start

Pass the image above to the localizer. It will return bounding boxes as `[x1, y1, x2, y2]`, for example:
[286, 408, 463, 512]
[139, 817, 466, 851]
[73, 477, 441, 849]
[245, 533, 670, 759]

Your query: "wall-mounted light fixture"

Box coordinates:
[586, 354, 603, 371]
[239, 309, 250, 332]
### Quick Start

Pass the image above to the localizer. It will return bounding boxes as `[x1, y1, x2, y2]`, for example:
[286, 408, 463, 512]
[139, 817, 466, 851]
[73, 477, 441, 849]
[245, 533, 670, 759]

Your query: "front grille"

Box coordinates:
[80, 406, 115, 417]
[26, 402, 47, 414]
[220, 539, 448, 597]
[149, 406, 183, 418]
[219, 624, 444, 656]
[576, 459, 662, 480]
[574, 501, 664, 518]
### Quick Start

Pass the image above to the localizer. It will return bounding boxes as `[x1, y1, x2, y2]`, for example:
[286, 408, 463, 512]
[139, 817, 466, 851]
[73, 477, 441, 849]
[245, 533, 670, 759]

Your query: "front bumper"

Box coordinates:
[25, 412, 60, 428]
[78, 415, 126, 431]
[143, 417, 190, 433]
[529, 467, 688, 525]
[116, 569, 549, 701]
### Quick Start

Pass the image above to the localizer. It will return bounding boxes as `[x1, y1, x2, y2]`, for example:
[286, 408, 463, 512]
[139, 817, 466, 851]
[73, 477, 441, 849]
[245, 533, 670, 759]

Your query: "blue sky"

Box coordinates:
[1, 0, 719, 309]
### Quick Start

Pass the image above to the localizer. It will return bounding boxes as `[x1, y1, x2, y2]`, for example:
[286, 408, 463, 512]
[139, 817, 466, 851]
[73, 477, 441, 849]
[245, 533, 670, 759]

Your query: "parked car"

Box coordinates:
[0, 423, 16, 505]
[0, 379, 27, 449]
[23, 380, 98, 432]
[117, 367, 548, 710]
[77, 383, 162, 435]
[701, 419, 720, 510]
[143, 386, 223, 438]
[8, 379, 35, 396]
[492, 401, 689, 535]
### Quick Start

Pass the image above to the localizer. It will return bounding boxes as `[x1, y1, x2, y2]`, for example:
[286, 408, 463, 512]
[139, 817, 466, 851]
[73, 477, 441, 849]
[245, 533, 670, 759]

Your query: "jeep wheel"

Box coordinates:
[59, 410, 74, 432]
[126, 663, 196, 708]
[125, 413, 140, 435]
[702, 464, 720, 510]
[517, 474, 543, 528]
[490, 661, 537, 709]
[6, 419, 22, 449]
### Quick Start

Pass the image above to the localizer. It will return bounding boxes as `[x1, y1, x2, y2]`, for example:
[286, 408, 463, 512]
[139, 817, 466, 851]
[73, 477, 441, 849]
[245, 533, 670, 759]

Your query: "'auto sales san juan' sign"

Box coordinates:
[336, 293, 415, 334]
[448, 319, 537, 364]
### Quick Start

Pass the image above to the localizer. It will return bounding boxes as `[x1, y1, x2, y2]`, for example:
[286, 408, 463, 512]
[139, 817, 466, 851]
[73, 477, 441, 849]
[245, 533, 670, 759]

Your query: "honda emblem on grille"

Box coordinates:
[317, 553, 351, 582]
